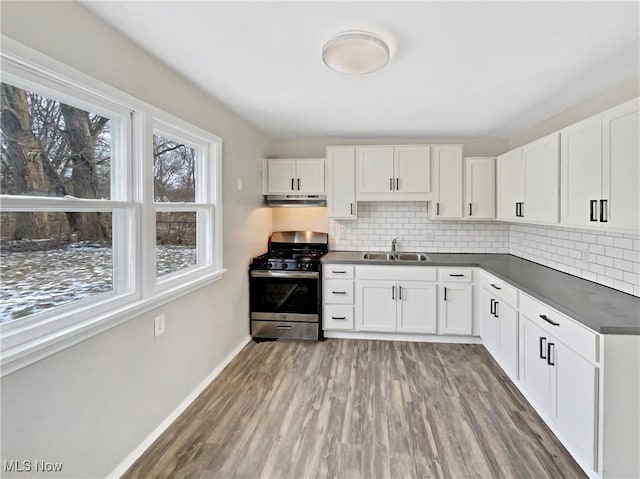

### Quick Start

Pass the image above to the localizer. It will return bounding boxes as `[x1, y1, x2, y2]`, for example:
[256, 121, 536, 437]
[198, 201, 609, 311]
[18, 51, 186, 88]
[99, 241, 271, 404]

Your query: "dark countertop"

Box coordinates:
[322, 252, 640, 335]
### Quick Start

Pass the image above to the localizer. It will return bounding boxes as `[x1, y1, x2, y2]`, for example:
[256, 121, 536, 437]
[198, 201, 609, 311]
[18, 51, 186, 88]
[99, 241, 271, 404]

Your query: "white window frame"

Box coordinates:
[0, 36, 225, 376]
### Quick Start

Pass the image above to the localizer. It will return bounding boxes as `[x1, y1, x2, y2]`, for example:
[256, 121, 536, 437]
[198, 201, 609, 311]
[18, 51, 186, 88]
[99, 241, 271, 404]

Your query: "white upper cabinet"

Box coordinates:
[431, 145, 463, 219]
[357, 145, 432, 201]
[561, 98, 640, 232]
[497, 148, 524, 221]
[394, 146, 431, 194]
[464, 157, 495, 219]
[263, 158, 325, 195]
[497, 133, 560, 224]
[602, 99, 640, 231]
[560, 116, 603, 228]
[522, 133, 560, 224]
[326, 147, 356, 219]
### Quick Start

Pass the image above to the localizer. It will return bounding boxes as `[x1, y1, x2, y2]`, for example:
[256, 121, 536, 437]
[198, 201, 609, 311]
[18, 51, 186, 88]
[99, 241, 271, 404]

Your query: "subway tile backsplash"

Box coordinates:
[328, 202, 510, 253]
[509, 224, 640, 297]
[328, 201, 640, 297]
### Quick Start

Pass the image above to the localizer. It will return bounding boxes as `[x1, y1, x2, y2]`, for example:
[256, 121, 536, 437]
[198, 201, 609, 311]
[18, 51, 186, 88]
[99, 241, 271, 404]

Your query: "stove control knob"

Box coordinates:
[267, 263, 273, 269]
[297, 263, 304, 270]
[282, 263, 288, 269]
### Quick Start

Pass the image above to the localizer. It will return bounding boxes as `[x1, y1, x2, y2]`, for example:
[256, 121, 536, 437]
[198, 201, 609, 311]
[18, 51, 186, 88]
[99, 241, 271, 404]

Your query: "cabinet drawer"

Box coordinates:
[438, 268, 473, 282]
[483, 274, 518, 307]
[323, 305, 354, 330]
[520, 293, 599, 363]
[324, 280, 354, 304]
[323, 264, 354, 279]
[356, 265, 437, 281]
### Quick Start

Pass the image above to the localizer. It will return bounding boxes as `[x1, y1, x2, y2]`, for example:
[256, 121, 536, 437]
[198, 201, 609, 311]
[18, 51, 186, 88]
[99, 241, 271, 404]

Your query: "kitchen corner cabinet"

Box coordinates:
[561, 98, 639, 232]
[497, 133, 560, 224]
[357, 145, 431, 201]
[431, 145, 463, 219]
[464, 157, 495, 219]
[263, 158, 325, 195]
[326, 147, 356, 219]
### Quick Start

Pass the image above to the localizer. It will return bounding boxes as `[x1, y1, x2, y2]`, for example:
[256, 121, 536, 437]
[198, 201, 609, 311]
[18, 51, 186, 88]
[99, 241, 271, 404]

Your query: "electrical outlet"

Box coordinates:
[154, 314, 165, 337]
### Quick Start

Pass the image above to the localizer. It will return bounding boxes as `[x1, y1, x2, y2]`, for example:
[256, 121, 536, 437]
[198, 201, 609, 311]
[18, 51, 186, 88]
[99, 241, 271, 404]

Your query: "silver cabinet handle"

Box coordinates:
[277, 325, 292, 330]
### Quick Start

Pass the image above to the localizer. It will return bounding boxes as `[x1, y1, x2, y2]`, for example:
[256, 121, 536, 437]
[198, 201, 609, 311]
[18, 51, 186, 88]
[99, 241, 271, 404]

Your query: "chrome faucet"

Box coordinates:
[391, 237, 400, 252]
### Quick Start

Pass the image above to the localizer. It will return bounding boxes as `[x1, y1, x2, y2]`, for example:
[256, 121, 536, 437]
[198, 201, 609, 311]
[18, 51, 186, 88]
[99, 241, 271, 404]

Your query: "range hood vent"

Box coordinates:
[265, 194, 327, 208]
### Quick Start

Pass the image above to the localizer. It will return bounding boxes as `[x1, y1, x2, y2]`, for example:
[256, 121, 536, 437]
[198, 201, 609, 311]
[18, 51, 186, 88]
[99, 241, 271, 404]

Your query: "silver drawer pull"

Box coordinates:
[331, 316, 347, 320]
[276, 325, 293, 330]
[332, 291, 347, 294]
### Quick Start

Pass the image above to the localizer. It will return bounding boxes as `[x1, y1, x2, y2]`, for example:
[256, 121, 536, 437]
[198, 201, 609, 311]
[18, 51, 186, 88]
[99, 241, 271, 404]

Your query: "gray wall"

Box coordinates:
[508, 75, 640, 149]
[0, 2, 272, 478]
[268, 137, 510, 158]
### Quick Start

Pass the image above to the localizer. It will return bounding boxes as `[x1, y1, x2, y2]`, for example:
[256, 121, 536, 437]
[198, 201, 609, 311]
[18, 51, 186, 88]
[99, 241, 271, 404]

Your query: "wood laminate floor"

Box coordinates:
[123, 339, 587, 479]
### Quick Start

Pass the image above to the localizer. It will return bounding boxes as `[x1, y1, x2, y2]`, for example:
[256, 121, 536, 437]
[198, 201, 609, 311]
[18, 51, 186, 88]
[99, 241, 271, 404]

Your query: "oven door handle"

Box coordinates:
[250, 270, 319, 279]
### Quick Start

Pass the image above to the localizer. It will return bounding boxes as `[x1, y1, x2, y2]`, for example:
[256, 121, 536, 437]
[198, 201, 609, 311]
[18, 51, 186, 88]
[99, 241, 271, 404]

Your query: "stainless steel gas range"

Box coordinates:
[249, 231, 328, 341]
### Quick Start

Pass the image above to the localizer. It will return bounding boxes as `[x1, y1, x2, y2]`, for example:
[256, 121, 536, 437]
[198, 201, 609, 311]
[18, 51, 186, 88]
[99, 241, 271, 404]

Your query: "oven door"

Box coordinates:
[249, 270, 320, 321]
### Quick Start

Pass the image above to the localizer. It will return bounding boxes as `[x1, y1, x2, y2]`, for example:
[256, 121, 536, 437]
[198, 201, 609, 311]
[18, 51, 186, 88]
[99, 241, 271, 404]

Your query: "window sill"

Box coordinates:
[0, 268, 227, 377]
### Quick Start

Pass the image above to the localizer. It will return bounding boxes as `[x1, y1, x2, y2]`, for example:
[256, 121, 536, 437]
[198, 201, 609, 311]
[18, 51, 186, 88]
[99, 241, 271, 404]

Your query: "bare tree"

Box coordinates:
[0, 84, 49, 239]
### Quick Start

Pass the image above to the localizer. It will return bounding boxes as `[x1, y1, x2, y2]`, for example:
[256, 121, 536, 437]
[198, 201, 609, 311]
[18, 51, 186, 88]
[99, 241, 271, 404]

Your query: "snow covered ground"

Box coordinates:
[0, 244, 196, 323]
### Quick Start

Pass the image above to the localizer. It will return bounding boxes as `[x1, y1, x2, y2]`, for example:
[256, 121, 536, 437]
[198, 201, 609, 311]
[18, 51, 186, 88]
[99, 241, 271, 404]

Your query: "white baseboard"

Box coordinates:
[106, 335, 252, 479]
[324, 331, 482, 344]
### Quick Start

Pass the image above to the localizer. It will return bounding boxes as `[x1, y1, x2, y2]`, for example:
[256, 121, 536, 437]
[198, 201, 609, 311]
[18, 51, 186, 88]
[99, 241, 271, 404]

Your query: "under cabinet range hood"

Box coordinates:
[265, 194, 326, 207]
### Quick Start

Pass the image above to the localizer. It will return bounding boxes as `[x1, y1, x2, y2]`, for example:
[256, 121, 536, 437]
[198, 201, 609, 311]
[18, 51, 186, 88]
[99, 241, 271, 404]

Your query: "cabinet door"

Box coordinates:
[560, 115, 603, 227]
[481, 289, 499, 357]
[464, 157, 495, 219]
[497, 148, 524, 220]
[495, 300, 518, 380]
[356, 280, 397, 332]
[554, 342, 599, 473]
[438, 283, 472, 335]
[602, 99, 640, 231]
[432, 146, 463, 219]
[523, 133, 560, 223]
[396, 281, 437, 333]
[266, 159, 296, 193]
[394, 146, 431, 193]
[296, 159, 325, 194]
[520, 316, 552, 417]
[358, 147, 395, 194]
[326, 148, 356, 219]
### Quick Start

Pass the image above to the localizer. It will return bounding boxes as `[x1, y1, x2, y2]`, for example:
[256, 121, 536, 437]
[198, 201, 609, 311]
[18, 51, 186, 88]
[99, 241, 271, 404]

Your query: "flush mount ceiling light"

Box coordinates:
[322, 30, 390, 74]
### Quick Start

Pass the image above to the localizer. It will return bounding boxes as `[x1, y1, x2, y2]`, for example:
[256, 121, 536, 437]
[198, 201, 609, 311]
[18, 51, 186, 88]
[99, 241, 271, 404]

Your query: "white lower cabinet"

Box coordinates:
[397, 282, 437, 333]
[438, 283, 472, 335]
[323, 264, 356, 331]
[519, 306, 599, 476]
[357, 280, 397, 332]
[357, 279, 437, 333]
[481, 286, 518, 380]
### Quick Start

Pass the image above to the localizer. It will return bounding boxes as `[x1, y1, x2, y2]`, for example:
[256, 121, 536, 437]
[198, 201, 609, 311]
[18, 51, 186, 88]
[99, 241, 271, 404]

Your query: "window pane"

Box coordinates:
[0, 83, 111, 199]
[156, 211, 196, 277]
[153, 134, 196, 202]
[0, 212, 113, 323]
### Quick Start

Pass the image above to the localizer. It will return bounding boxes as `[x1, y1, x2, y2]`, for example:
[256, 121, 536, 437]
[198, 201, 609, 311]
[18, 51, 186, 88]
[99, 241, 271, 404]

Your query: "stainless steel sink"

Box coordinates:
[396, 253, 430, 261]
[362, 252, 397, 260]
[361, 252, 431, 262]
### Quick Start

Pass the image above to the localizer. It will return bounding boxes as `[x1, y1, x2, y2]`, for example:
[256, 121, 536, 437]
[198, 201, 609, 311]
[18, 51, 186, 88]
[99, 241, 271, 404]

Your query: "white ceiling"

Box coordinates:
[81, 1, 639, 139]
